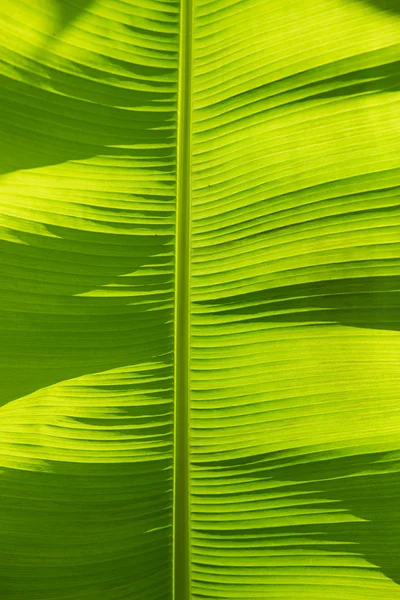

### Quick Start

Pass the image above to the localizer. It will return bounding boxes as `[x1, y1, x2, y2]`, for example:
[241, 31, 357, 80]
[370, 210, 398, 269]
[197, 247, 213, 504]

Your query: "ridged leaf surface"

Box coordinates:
[190, 1, 400, 598]
[0, 1, 399, 599]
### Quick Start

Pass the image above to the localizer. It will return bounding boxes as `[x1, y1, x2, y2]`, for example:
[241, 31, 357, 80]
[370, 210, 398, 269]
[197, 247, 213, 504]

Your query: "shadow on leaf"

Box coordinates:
[196, 450, 400, 587]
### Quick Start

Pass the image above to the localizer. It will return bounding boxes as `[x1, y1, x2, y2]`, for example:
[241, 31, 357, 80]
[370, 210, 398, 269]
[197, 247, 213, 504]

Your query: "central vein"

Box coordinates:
[174, 0, 192, 598]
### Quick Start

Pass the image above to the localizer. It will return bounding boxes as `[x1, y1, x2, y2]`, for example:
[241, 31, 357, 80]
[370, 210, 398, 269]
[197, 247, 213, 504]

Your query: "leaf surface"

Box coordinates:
[0, 1, 399, 599]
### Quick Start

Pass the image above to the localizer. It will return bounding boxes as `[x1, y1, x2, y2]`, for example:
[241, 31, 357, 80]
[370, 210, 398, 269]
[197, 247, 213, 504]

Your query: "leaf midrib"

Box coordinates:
[174, 0, 193, 598]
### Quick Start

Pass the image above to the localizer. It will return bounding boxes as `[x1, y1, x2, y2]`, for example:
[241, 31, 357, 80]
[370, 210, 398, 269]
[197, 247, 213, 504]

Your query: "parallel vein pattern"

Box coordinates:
[2, 1, 400, 599]
[0, 1, 179, 598]
[190, 1, 400, 598]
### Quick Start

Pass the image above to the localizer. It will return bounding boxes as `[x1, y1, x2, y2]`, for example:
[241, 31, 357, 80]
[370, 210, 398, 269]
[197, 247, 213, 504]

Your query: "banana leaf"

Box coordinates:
[0, 1, 399, 598]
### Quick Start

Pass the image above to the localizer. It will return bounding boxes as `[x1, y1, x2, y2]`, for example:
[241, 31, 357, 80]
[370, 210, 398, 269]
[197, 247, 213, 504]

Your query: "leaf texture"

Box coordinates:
[0, 1, 179, 598]
[0, 1, 400, 599]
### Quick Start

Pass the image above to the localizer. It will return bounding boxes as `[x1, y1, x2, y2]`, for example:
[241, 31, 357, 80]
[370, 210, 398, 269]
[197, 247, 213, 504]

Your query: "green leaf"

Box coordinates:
[0, 1, 399, 599]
